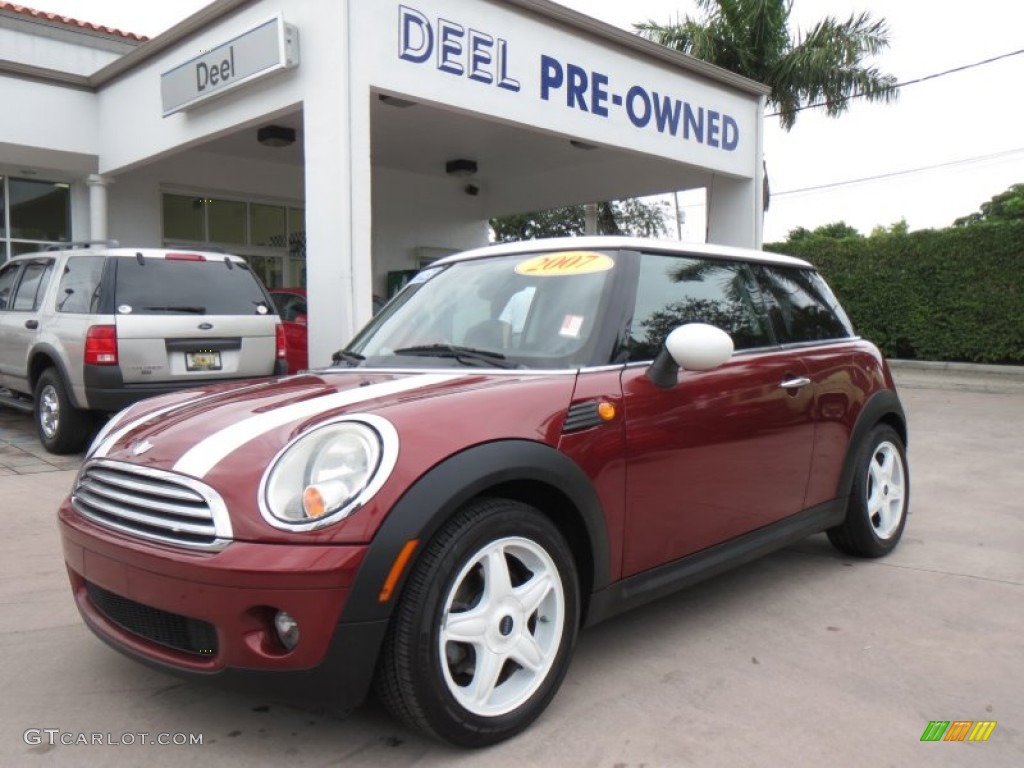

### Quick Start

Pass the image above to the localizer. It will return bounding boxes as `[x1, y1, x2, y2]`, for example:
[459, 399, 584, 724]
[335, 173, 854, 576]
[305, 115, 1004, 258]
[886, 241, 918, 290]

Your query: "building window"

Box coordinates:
[1, 176, 72, 263]
[160, 192, 305, 289]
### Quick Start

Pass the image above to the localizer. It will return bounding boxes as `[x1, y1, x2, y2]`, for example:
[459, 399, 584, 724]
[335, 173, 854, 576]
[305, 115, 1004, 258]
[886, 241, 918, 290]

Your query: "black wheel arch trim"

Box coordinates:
[29, 346, 84, 409]
[836, 389, 907, 499]
[339, 439, 611, 626]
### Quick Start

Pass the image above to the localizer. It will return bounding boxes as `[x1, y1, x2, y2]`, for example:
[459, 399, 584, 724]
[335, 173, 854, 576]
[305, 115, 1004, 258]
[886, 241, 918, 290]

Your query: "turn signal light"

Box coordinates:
[85, 325, 118, 365]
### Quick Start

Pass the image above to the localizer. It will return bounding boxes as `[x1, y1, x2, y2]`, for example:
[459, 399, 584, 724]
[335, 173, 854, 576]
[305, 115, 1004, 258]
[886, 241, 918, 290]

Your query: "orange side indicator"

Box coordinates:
[378, 539, 420, 602]
[598, 401, 616, 421]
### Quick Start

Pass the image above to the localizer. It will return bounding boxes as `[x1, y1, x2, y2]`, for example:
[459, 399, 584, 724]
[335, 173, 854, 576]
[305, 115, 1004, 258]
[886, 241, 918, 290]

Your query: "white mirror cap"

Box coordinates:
[665, 323, 734, 371]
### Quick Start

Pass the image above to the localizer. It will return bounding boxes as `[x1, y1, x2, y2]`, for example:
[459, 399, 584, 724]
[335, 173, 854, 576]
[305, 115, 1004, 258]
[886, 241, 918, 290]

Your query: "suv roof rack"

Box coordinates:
[43, 240, 120, 251]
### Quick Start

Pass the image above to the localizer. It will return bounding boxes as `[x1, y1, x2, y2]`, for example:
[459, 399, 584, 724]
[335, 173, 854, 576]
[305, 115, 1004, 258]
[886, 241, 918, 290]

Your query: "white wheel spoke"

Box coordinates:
[482, 547, 513, 603]
[511, 631, 545, 673]
[443, 609, 489, 645]
[514, 570, 554, 617]
[469, 646, 506, 706]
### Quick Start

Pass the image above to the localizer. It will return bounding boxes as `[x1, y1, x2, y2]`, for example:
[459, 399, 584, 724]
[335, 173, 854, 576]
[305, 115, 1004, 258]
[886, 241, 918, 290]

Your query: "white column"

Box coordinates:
[86, 174, 113, 242]
[304, 1, 355, 367]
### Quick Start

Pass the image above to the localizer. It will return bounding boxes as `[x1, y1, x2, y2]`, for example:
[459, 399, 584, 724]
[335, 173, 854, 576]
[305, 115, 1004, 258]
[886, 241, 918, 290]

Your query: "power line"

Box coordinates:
[765, 48, 1024, 119]
[774, 147, 1024, 198]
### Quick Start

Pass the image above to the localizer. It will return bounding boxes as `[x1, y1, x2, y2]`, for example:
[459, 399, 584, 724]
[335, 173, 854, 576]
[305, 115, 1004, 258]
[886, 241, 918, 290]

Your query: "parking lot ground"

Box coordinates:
[1, 367, 1022, 767]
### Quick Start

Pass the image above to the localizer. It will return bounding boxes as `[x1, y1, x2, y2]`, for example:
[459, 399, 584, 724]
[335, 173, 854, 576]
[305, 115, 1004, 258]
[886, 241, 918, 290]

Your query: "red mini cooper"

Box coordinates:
[59, 238, 909, 747]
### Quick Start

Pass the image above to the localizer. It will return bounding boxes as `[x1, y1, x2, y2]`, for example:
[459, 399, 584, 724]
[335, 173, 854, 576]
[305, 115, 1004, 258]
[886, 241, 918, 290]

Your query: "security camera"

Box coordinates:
[464, 184, 480, 196]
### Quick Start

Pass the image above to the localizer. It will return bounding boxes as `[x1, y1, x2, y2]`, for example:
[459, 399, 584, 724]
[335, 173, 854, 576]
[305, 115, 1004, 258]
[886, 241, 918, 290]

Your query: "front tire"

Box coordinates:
[375, 498, 579, 747]
[828, 424, 909, 557]
[34, 368, 92, 454]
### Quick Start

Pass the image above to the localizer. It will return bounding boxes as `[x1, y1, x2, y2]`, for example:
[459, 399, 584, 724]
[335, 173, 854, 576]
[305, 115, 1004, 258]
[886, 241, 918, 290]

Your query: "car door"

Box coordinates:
[751, 264, 862, 509]
[620, 252, 815, 577]
[0, 257, 54, 389]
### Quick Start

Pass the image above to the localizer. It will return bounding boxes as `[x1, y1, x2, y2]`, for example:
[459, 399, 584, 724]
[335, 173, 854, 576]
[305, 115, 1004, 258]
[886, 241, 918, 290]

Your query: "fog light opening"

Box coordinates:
[274, 610, 300, 651]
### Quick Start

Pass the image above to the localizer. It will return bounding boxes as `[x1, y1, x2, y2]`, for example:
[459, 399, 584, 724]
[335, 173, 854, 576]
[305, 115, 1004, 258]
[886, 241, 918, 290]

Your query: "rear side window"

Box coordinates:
[57, 255, 105, 313]
[629, 253, 773, 360]
[11, 259, 54, 311]
[114, 258, 271, 316]
[0, 262, 21, 310]
[754, 266, 854, 343]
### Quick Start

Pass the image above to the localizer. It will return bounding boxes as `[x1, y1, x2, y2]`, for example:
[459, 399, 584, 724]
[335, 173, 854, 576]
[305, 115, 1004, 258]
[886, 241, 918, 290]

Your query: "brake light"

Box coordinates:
[85, 325, 118, 365]
[165, 252, 206, 261]
[276, 323, 287, 360]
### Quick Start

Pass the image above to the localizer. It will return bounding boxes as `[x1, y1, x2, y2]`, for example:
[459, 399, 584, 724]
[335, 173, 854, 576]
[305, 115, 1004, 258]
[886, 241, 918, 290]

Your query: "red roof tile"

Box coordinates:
[0, 2, 149, 42]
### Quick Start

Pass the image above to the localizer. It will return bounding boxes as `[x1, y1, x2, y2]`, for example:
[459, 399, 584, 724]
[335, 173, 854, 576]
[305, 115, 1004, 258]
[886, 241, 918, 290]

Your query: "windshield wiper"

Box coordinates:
[331, 349, 365, 367]
[394, 344, 517, 369]
[142, 305, 206, 314]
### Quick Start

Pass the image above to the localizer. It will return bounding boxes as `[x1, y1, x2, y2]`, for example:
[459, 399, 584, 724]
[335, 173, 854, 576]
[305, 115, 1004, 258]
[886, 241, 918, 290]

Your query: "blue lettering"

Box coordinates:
[684, 103, 704, 142]
[707, 110, 721, 147]
[468, 30, 493, 84]
[398, 5, 432, 64]
[567, 64, 589, 111]
[437, 19, 464, 75]
[496, 39, 520, 91]
[626, 85, 651, 127]
[653, 93, 682, 135]
[540, 54, 563, 101]
[722, 115, 739, 150]
[592, 71, 610, 117]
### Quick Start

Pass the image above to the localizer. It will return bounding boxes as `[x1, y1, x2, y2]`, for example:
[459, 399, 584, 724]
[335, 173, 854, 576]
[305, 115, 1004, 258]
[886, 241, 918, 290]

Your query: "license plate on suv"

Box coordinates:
[185, 351, 222, 371]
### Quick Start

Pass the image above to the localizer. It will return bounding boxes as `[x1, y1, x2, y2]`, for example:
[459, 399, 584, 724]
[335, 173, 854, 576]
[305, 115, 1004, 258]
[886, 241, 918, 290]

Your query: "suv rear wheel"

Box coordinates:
[375, 498, 579, 746]
[35, 368, 92, 455]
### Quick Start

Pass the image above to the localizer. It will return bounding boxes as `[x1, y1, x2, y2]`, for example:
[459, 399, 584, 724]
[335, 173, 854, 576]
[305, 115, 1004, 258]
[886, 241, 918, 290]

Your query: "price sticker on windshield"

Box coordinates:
[514, 251, 614, 276]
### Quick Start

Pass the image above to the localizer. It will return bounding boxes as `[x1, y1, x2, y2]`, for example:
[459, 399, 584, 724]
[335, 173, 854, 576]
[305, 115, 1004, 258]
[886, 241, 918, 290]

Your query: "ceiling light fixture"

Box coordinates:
[445, 158, 478, 178]
[257, 125, 296, 148]
[378, 94, 417, 108]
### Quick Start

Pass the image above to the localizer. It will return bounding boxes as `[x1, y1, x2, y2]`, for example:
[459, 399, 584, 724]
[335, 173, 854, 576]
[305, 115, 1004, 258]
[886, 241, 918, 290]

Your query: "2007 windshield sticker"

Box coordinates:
[514, 251, 614, 277]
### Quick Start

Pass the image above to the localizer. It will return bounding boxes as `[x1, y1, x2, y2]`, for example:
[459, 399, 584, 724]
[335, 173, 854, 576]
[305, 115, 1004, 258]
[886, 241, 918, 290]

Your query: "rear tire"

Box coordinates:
[375, 498, 579, 747]
[34, 368, 92, 454]
[828, 424, 909, 557]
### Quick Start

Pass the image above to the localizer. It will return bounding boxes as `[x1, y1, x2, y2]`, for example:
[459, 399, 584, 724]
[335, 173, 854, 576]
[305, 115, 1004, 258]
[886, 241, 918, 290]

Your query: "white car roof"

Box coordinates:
[434, 237, 812, 269]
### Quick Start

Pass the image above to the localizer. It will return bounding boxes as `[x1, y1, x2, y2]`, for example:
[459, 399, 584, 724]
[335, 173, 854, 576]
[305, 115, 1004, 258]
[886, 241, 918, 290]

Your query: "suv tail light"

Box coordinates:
[276, 323, 287, 360]
[85, 325, 118, 365]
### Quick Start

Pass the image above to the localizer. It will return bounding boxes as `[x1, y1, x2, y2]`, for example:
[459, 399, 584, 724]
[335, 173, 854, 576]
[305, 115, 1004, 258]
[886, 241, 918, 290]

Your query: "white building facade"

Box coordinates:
[0, 0, 769, 366]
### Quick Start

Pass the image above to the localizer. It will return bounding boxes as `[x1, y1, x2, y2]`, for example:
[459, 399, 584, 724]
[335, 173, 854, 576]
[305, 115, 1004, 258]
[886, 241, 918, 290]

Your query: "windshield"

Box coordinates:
[114, 258, 272, 316]
[346, 250, 619, 369]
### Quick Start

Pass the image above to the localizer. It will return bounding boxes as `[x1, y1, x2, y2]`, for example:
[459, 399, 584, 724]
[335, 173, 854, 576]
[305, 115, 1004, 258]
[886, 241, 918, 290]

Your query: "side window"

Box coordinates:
[754, 266, 854, 343]
[11, 259, 54, 311]
[629, 254, 773, 360]
[0, 262, 21, 310]
[56, 255, 106, 314]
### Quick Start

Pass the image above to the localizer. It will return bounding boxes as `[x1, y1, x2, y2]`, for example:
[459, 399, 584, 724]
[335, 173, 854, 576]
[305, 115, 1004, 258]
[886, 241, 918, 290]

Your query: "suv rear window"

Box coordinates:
[113, 258, 271, 316]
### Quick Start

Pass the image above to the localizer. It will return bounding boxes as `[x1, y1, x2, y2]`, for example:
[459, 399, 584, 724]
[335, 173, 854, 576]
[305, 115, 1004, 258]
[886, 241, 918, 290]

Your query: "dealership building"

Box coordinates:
[0, 0, 769, 366]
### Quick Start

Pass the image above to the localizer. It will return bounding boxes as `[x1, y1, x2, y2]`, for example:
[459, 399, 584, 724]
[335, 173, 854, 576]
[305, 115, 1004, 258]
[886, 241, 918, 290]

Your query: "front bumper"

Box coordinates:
[59, 501, 386, 711]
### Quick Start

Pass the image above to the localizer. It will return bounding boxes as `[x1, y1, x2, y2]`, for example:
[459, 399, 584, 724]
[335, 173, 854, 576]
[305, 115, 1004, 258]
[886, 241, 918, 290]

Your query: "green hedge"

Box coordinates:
[766, 221, 1024, 364]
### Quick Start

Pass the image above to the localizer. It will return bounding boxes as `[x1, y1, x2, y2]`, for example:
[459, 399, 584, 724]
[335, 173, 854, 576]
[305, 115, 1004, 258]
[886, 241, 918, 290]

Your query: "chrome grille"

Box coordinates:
[72, 460, 232, 551]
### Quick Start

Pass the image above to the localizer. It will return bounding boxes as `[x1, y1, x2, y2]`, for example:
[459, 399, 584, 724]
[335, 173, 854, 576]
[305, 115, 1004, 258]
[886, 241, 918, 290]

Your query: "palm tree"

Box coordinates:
[636, 0, 898, 131]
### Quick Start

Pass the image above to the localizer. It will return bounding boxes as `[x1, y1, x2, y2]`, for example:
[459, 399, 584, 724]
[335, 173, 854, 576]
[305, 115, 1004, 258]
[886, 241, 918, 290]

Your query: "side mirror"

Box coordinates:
[646, 323, 734, 389]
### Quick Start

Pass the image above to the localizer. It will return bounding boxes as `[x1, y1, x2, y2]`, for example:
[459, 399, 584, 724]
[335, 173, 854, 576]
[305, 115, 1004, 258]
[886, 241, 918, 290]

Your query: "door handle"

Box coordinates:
[780, 376, 811, 389]
[24, 320, 39, 330]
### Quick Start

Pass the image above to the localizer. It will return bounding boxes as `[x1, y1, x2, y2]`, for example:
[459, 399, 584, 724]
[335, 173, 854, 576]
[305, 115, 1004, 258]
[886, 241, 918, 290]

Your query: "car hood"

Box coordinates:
[89, 369, 577, 480]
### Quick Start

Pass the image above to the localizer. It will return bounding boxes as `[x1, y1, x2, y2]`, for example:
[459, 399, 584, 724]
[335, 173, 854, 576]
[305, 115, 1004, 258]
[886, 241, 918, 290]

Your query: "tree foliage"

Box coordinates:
[491, 199, 669, 243]
[784, 221, 861, 245]
[768, 221, 1024, 364]
[954, 183, 1024, 227]
[636, 0, 898, 130]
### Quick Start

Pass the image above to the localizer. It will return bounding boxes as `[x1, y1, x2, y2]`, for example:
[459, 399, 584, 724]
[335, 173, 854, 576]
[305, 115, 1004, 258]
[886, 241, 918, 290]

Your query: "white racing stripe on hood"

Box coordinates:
[172, 373, 463, 478]
[91, 381, 275, 460]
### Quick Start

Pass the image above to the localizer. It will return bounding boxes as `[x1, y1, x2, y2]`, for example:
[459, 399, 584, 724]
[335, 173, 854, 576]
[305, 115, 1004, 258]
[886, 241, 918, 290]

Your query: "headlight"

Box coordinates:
[260, 416, 399, 531]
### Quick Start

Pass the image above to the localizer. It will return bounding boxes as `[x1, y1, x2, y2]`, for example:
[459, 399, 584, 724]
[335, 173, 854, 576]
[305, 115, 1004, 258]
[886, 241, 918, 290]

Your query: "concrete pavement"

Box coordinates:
[1, 367, 1021, 766]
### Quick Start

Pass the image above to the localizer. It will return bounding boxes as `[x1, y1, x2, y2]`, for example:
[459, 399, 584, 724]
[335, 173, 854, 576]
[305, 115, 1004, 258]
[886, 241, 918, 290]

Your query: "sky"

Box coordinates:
[29, 0, 1024, 242]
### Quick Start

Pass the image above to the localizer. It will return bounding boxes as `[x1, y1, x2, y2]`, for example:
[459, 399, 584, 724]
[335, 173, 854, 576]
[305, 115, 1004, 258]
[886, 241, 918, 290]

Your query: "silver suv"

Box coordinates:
[0, 245, 287, 454]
